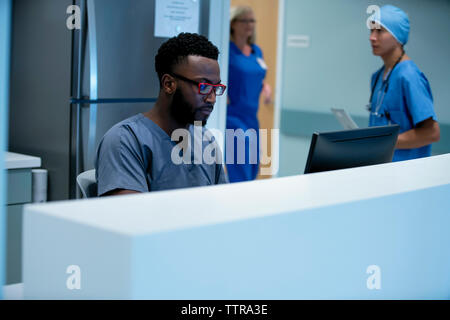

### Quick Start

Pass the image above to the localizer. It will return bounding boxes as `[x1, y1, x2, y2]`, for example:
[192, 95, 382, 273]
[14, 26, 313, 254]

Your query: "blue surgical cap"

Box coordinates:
[373, 5, 410, 45]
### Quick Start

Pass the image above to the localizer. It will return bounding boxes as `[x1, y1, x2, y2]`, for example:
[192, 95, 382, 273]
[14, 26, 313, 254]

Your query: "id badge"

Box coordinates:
[257, 57, 268, 70]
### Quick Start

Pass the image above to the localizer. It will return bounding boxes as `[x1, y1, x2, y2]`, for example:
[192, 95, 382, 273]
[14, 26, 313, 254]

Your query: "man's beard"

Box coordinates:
[170, 89, 209, 127]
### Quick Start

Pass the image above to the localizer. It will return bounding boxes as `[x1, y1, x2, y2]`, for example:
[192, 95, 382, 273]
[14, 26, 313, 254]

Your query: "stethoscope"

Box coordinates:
[366, 51, 405, 121]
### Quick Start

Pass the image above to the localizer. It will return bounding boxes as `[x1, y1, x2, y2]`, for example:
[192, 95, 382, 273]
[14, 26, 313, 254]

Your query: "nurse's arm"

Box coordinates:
[262, 82, 272, 104]
[395, 118, 440, 149]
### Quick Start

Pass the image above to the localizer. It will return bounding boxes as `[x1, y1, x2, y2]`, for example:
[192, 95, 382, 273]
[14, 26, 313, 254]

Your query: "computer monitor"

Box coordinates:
[304, 125, 400, 174]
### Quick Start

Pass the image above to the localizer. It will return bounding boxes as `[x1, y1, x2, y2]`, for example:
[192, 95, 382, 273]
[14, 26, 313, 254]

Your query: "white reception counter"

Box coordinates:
[22, 154, 450, 299]
[5, 152, 41, 170]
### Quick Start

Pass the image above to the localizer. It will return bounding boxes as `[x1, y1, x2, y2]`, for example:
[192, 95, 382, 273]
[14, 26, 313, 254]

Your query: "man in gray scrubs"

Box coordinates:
[95, 33, 228, 196]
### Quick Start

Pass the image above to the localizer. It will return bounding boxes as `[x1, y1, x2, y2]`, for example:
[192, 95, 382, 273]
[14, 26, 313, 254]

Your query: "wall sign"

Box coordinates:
[154, 0, 200, 38]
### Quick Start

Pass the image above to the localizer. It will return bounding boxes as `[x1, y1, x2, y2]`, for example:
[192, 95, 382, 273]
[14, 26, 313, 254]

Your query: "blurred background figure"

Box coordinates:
[368, 5, 440, 161]
[225, 5, 272, 183]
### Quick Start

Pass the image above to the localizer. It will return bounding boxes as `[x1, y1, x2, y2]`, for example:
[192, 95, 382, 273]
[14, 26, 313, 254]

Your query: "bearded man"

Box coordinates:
[95, 33, 228, 196]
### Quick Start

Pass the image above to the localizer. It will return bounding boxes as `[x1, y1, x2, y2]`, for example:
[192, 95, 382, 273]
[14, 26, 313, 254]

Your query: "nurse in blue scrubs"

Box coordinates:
[368, 5, 440, 161]
[226, 6, 271, 182]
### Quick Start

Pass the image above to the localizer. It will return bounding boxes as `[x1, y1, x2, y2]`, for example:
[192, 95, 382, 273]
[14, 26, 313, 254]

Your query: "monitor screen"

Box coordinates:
[304, 125, 400, 174]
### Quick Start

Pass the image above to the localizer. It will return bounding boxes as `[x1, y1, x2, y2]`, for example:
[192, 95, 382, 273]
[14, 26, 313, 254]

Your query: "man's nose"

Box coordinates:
[204, 89, 217, 104]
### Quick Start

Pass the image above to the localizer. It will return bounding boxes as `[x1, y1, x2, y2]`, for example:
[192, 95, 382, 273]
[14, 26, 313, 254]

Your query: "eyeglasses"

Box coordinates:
[235, 19, 256, 24]
[171, 73, 227, 96]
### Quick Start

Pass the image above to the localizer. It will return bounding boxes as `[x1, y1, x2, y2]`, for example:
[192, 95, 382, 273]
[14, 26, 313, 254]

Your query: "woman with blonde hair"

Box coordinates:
[226, 6, 271, 182]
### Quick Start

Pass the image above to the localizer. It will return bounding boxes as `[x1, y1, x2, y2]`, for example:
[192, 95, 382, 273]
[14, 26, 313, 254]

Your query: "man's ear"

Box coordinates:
[161, 74, 176, 95]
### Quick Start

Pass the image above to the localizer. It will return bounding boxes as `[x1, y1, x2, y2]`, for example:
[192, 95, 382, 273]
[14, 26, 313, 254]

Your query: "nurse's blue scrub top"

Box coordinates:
[369, 60, 437, 162]
[226, 42, 267, 182]
[227, 42, 266, 119]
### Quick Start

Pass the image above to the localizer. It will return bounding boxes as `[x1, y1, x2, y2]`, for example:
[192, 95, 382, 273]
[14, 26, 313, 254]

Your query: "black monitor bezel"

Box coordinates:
[304, 125, 400, 174]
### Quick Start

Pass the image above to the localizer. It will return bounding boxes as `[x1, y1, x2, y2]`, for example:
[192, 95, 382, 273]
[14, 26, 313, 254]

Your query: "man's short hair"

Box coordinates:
[155, 33, 219, 87]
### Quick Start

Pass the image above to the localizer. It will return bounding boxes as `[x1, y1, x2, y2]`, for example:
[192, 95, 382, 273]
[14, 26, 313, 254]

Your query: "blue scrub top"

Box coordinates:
[227, 41, 266, 121]
[369, 60, 437, 162]
[226, 42, 267, 182]
[95, 114, 228, 196]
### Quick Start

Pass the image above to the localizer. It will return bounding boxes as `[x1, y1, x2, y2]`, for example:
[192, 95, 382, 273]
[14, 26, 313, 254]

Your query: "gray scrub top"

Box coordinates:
[95, 113, 228, 196]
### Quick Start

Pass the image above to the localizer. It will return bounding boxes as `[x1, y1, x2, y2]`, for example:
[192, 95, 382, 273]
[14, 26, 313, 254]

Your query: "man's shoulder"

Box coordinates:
[98, 114, 148, 153]
[103, 113, 152, 141]
[394, 61, 432, 92]
[397, 60, 424, 79]
[108, 113, 143, 132]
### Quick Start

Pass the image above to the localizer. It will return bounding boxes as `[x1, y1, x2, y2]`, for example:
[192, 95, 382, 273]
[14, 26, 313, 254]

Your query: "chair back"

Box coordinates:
[76, 169, 97, 198]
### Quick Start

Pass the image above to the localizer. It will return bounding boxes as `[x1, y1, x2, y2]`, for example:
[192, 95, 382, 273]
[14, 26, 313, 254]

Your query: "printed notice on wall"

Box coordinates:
[154, 0, 200, 38]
